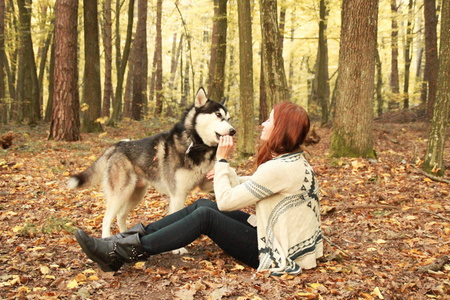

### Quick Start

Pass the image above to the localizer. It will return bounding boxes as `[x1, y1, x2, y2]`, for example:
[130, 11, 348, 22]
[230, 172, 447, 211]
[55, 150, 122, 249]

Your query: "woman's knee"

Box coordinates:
[193, 198, 218, 209]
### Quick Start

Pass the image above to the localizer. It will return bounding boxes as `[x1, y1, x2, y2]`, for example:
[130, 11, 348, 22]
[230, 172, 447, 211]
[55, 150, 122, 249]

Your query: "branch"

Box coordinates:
[410, 164, 450, 184]
[322, 235, 351, 257]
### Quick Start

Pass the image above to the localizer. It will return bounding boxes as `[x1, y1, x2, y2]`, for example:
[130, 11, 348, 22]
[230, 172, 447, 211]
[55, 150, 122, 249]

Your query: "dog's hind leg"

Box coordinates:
[116, 184, 148, 233]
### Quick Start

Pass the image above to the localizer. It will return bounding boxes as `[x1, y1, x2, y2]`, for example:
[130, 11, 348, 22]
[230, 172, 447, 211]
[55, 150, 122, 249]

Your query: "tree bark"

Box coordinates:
[49, 0, 80, 141]
[82, 0, 103, 132]
[422, 0, 450, 177]
[317, 0, 330, 124]
[155, 0, 163, 115]
[330, 0, 378, 158]
[390, 0, 400, 108]
[259, 0, 289, 112]
[237, 0, 254, 156]
[17, 0, 40, 125]
[208, 0, 227, 101]
[0, 0, 5, 123]
[109, 0, 134, 126]
[424, 0, 438, 119]
[403, 0, 414, 109]
[101, 0, 113, 118]
[131, 0, 147, 120]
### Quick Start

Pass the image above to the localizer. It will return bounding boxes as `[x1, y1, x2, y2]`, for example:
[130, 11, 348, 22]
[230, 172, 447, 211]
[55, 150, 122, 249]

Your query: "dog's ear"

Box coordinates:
[195, 88, 208, 108]
[220, 97, 227, 105]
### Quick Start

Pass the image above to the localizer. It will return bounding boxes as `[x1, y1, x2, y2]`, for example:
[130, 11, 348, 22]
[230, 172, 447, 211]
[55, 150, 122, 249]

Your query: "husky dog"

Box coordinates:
[68, 88, 235, 238]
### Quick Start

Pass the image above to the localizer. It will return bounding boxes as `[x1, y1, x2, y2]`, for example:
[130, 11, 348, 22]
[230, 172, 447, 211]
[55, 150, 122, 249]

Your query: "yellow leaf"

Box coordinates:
[88, 275, 99, 281]
[40, 266, 50, 275]
[17, 286, 30, 293]
[231, 264, 245, 271]
[99, 132, 108, 138]
[367, 248, 377, 252]
[67, 279, 78, 289]
[423, 178, 432, 182]
[134, 261, 146, 269]
[406, 215, 417, 220]
[74, 273, 86, 283]
[13, 226, 23, 233]
[375, 239, 386, 244]
[309, 282, 323, 290]
[372, 287, 384, 299]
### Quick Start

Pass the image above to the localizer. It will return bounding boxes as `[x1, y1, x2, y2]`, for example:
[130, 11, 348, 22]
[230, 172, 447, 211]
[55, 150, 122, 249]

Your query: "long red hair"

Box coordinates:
[256, 102, 310, 166]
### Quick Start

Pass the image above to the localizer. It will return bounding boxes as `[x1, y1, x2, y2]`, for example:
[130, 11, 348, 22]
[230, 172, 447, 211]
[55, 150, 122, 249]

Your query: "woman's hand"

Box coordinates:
[216, 135, 234, 161]
[206, 168, 215, 180]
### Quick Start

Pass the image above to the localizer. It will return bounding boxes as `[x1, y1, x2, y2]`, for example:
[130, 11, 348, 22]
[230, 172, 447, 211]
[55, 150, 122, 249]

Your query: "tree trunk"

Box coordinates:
[131, 0, 147, 120]
[0, 0, 5, 123]
[330, 0, 378, 158]
[237, 0, 254, 156]
[403, 0, 414, 109]
[17, 0, 40, 125]
[208, 0, 227, 101]
[376, 48, 383, 116]
[424, 0, 439, 120]
[259, 52, 267, 123]
[123, 43, 135, 118]
[317, 0, 330, 124]
[259, 0, 289, 111]
[101, 0, 113, 118]
[155, 0, 163, 116]
[44, 38, 55, 122]
[49, 0, 80, 141]
[390, 0, 400, 110]
[422, 0, 449, 177]
[109, 0, 135, 126]
[82, 0, 103, 132]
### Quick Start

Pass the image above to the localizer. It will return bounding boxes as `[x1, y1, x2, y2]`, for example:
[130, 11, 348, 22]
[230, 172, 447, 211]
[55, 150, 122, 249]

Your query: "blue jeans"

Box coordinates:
[140, 199, 259, 269]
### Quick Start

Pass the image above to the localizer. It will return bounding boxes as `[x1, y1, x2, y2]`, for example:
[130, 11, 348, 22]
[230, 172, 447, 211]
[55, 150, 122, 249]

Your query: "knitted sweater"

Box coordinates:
[214, 151, 323, 275]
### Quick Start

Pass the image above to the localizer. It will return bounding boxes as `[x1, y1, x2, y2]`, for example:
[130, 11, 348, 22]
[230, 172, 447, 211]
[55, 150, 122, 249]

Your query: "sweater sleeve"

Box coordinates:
[214, 161, 285, 211]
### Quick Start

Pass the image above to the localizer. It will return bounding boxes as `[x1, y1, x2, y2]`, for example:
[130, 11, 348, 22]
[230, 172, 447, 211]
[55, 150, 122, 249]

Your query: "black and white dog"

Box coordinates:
[68, 88, 235, 238]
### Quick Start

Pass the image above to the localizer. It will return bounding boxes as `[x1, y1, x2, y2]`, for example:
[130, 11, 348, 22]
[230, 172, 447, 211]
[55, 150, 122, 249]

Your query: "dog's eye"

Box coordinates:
[216, 112, 222, 118]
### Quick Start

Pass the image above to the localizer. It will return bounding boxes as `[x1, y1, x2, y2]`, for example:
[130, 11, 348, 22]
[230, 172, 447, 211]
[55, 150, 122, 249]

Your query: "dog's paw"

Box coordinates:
[172, 247, 188, 255]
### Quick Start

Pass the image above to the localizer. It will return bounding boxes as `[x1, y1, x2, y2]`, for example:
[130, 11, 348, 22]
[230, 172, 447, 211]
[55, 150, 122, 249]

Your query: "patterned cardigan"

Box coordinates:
[214, 151, 323, 275]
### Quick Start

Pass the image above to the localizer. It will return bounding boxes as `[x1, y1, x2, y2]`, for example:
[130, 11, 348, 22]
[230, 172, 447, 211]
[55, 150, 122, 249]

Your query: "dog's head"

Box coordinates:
[186, 88, 235, 147]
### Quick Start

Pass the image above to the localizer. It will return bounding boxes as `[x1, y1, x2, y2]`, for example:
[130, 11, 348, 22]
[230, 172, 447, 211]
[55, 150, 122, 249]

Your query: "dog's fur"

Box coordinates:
[68, 88, 235, 237]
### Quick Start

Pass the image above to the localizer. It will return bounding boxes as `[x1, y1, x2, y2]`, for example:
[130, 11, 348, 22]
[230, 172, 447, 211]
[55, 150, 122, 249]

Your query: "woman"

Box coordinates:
[75, 101, 323, 275]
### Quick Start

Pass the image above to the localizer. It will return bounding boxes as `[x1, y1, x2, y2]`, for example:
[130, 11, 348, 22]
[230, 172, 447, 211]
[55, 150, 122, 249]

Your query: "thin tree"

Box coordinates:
[310, 0, 330, 124]
[330, 0, 378, 158]
[237, 0, 254, 157]
[423, 0, 438, 119]
[260, 0, 289, 112]
[389, 0, 400, 109]
[422, 0, 449, 177]
[82, 0, 102, 132]
[0, 0, 5, 123]
[49, 0, 80, 141]
[154, 0, 163, 115]
[131, 0, 147, 120]
[17, 0, 40, 125]
[208, 0, 227, 101]
[403, 0, 414, 109]
[101, 0, 113, 118]
[109, 0, 135, 126]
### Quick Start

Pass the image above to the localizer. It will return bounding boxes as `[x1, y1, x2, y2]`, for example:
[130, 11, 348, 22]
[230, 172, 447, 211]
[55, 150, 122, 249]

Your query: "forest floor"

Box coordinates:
[0, 112, 449, 299]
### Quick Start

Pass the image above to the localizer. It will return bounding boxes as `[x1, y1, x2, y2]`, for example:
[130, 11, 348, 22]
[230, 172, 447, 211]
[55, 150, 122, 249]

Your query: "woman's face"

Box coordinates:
[261, 110, 274, 141]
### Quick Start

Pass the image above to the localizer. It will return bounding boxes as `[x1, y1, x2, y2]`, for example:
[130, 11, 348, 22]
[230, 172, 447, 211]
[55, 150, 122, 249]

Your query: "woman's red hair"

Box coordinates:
[256, 102, 310, 166]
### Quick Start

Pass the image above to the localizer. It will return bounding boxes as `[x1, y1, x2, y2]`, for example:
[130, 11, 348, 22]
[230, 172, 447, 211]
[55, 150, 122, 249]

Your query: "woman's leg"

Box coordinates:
[144, 199, 253, 234]
[140, 203, 259, 268]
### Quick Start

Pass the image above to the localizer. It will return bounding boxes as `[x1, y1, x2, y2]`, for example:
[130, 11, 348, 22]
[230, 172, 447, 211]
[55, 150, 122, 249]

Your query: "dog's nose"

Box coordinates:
[229, 128, 236, 136]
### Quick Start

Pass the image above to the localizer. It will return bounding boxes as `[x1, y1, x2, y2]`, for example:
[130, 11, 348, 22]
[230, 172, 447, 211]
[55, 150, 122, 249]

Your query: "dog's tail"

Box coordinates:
[67, 146, 116, 189]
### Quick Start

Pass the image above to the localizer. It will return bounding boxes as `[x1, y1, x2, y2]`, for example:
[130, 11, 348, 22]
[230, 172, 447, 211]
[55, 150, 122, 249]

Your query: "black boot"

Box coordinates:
[103, 223, 147, 241]
[75, 230, 149, 272]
